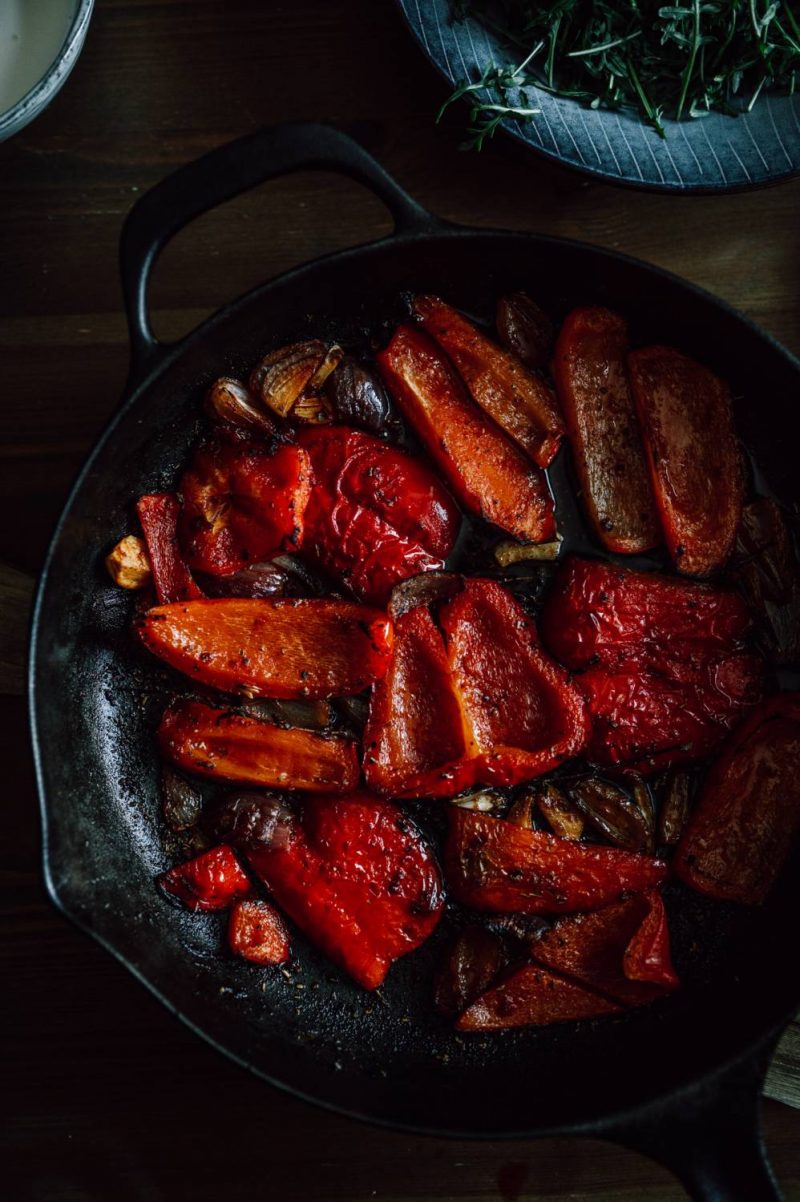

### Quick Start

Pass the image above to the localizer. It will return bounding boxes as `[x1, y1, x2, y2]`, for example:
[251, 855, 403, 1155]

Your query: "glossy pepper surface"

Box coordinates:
[675, 694, 800, 904]
[178, 434, 311, 576]
[456, 963, 621, 1031]
[552, 307, 659, 554]
[378, 325, 555, 543]
[247, 793, 444, 989]
[159, 844, 252, 911]
[158, 699, 360, 792]
[445, 808, 668, 914]
[413, 294, 564, 468]
[228, 899, 291, 965]
[628, 345, 743, 576]
[138, 596, 393, 699]
[297, 425, 460, 605]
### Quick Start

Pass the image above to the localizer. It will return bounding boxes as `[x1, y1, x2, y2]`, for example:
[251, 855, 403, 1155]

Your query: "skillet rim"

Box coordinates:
[29, 222, 800, 1138]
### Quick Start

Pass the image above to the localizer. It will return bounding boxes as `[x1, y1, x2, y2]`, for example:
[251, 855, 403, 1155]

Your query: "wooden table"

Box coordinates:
[2, 2, 800, 1198]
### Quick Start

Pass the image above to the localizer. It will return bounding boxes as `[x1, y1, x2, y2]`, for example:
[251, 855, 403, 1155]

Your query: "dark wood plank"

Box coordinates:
[2, 1, 799, 1198]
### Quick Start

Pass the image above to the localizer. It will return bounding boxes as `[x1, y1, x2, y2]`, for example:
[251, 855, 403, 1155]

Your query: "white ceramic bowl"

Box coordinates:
[0, 0, 94, 142]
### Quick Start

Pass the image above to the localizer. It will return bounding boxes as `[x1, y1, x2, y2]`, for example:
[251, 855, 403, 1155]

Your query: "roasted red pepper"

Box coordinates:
[297, 425, 460, 605]
[540, 558, 762, 772]
[136, 493, 203, 605]
[178, 435, 310, 576]
[363, 604, 477, 798]
[246, 793, 444, 989]
[552, 307, 659, 554]
[158, 699, 361, 792]
[675, 694, 800, 904]
[445, 808, 668, 915]
[456, 963, 621, 1031]
[363, 579, 589, 797]
[532, 892, 678, 1006]
[377, 325, 555, 543]
[628, 346, 743, 576]
[138, 597, 393, 699]
[159, 844, 252, 911]
[413, 294, 564, 468]
[228, 899, 291, 965]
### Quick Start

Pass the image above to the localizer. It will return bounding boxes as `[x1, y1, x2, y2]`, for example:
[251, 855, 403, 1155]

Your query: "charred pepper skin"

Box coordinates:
[675, 694, 800, 904]
[138, 596, 393, 699]
[297, 425, 460, 606]
[552, 307, 659, 554]
[377, 325, 556, 544]
[246, 793, 444, 990]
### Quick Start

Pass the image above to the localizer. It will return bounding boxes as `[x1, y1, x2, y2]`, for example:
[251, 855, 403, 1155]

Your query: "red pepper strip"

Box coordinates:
[297, 425, 460, 605]
[445, 809, 668, 915]
[158, 699, 360, 792]
[178, 435, 311, 576]
[363, 605, 478, 798]
[228, 899, 290, 965]
[439, 579, 591, 786]
[540, 557, 752, 673]
[136, 493, 203, 605]
[159, 844, 252, 912]
[552, 307, 659, 554]
[628, 346, 743, 577]
[532, 892, 678, 1006]
[378, 325, 555, 543]
[675, 694, 800, 904]
[579, 653, 763, 774]
[456, 963, 621, 1031]
[246, 793, 444, 989]
[413, 294, 564, 468]
[138, 597, 393, 699]
[623, 892, 680, 989]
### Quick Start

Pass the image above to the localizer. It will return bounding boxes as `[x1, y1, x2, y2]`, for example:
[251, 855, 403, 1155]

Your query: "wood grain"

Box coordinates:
[1, 1, 799, 1199]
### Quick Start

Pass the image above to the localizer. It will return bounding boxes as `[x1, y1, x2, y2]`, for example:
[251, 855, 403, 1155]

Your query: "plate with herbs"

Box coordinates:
[397, 0, 800, 191]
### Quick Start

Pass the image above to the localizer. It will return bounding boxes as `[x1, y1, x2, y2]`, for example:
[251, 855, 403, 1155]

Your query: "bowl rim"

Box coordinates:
[0, 0, 95, 139]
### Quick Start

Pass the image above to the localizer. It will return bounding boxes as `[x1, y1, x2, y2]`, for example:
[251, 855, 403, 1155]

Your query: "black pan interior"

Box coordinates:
[32, 230, 800, 1136]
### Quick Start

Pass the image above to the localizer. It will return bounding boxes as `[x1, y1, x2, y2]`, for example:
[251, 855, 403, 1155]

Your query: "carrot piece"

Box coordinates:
[228, 899, 290, 965]
[159, 844, 252, 911]
[628, 345, 743, 576]
[138, 597, 393, 699]
[413, 294, 564, 468]
[378, 325, 555, 543]
[445, 808, 668, 915]
[136, 493, 203, 605]
[675, 694, 800, 904]
[158, 699, 360, 792]
[552, 307, 659, 553]
[456, 963, 621, 1031]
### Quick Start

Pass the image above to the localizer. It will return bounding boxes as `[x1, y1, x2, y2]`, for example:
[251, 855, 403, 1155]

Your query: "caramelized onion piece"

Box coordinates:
[449, 788, 506, 814]
[328, 355, 401, 436]
[105, 535, 152, 590]
[336, 695, 370, 732]
[569, 777, 652, 852]
[626, 773, 657, 855]
[161, 766, 203, 832]
[433, 925, 507, 1018]
[658, 767, 691, 846]
[249, 341, 341, 419]
[205, 790, 295, 851]
[200, 561, 291, 599]
[529, 781, 585, 840]
[271, 554, 331, 596]
[488, 912, 550, 948]
[290, 392, 335, 425]
[238, 698, 335, 731]
[496, 292, 555, 370]
[388, 571, 463, 621]
[494, 539, 561, 567]
[205, 377, 278, 436]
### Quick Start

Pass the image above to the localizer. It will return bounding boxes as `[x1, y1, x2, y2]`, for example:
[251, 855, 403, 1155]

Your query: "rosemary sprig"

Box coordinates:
[444, 0, 800, 141]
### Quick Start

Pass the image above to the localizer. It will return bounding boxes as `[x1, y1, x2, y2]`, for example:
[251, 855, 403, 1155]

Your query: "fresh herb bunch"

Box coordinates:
[441, 0, 800, 143]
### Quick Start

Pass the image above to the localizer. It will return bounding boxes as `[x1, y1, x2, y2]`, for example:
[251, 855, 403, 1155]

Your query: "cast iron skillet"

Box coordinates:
[30, 123, 800, 1201]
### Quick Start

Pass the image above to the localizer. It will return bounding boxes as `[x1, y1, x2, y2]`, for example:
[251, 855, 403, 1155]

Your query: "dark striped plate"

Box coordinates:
[398, 0, 800, 192]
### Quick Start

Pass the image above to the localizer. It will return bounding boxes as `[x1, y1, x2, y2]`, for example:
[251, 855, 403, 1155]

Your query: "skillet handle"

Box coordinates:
[605, 1035, 783, 1201]
[119, 122, 440, 385]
